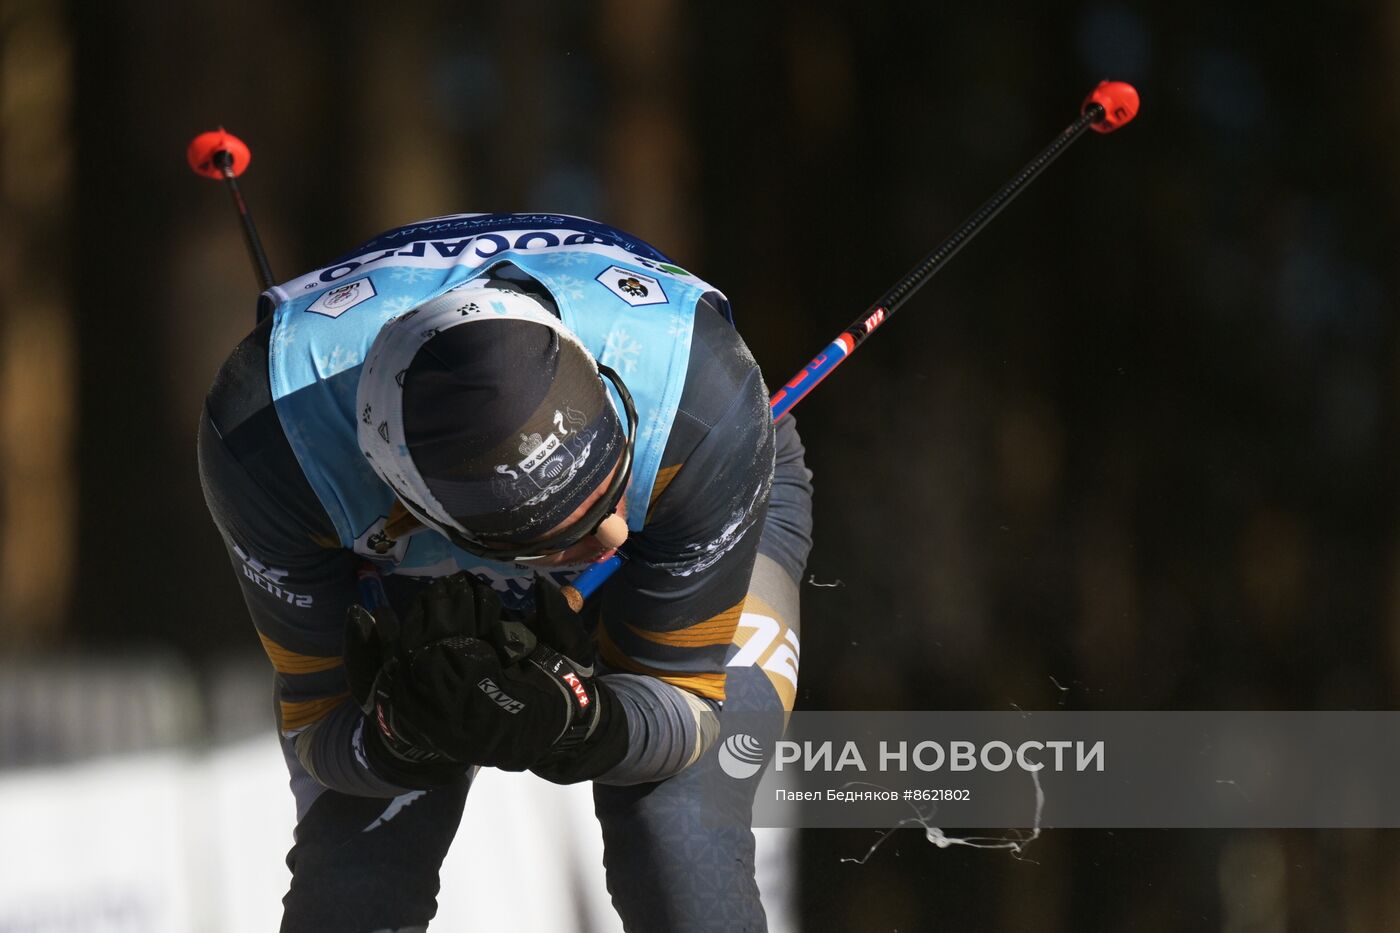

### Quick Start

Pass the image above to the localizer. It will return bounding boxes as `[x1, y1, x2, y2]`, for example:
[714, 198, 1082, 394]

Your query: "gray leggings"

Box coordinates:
[280, 418, 812, 933]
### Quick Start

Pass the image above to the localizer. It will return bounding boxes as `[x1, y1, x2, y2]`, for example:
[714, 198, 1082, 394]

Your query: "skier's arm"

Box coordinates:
[198, 323, 448, 798]
[584, 298, 777, 785]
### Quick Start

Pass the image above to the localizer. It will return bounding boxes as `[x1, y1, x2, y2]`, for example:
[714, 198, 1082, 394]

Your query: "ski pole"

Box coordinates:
[186, 128, 276, 319]
[561, 81, 1140, 611]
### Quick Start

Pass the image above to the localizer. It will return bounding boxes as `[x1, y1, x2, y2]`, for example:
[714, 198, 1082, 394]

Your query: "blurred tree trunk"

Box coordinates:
[599, 0, 694, 259]
[0, 0, 76, 649]
[66, 0, 366, 656]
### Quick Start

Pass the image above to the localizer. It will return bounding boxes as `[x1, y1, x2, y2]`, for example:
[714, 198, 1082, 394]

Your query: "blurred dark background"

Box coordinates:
[4, 0, 1399, 929]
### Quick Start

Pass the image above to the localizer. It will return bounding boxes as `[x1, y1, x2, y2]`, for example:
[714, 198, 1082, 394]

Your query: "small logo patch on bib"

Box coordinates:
[596, 266, 667, 307]
[307, 277, 377, 318]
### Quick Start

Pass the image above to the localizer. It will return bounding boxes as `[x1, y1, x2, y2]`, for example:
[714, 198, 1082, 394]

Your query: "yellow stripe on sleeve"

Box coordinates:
[279, 693, 350, 733]
[625, 601, 744, 648]
[597, 618, 727, 700]
[646, 464, 684, 521]
[258, 632, 342, 674]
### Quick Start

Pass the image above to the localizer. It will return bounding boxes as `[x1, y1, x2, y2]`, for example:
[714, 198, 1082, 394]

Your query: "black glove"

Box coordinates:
[404, 627, 599, 770]
[344, 599, 465, 789]
[344, 572, 540, 785]
[392, 575, 625, 775]
[522, 578, 629, 784]
[348, 572, 626, 777]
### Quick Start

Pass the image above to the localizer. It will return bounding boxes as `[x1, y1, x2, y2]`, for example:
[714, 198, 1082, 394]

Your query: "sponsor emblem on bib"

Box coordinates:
[596, 265, 667, 307]
[354, 515, 408, 563]
[307, 277, 377, 318]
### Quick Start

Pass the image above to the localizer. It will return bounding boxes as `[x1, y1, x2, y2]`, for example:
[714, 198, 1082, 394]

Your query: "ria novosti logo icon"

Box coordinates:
[717, 733, 766, 779]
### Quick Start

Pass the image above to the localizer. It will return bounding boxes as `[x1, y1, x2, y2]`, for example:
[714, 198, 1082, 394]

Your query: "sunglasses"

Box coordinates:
[402, 362, 637, 564]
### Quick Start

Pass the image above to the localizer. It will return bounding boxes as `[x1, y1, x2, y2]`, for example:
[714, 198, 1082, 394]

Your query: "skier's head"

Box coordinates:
[356, 285, 635, 562]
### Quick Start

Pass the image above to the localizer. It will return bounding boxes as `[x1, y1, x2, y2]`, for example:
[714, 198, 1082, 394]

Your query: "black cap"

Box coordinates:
[400, 316, 623, 542]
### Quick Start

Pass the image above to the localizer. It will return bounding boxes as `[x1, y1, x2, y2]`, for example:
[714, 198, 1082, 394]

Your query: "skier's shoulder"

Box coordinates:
[200, 312, 308, 499]
[675, 292, 764, 433]
[201, 311, 341, 553]
[205, 309, 275, 446]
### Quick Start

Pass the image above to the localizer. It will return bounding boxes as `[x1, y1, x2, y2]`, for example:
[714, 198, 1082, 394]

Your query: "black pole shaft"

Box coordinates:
[846, 102, 1105, 350]
[566, 100, 1115, 608]
[213, 150, 276, 310]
